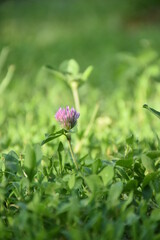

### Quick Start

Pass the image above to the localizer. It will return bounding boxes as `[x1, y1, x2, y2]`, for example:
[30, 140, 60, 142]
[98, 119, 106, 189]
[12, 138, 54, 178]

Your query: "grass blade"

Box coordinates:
[143, 104, 160, 120]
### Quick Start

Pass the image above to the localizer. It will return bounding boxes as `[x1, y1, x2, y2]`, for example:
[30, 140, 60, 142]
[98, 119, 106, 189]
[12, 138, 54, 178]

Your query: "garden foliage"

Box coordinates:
[1, 57, 160, 240]
[1, 1, 160, 239]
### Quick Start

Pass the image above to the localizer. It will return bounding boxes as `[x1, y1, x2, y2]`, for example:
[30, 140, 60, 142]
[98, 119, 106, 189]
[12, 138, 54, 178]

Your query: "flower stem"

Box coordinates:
[66, 134, 79, 170]
[71, 82, 80, 114]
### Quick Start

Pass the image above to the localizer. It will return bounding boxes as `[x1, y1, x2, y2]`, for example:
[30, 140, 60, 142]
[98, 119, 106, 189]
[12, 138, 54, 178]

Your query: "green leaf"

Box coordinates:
[116, 159, 133, 168]
[99, 165, 114, 186]
[85, 159, 95, 166]
[57, 202, 71, 215]
[68, 174, 75, 189]
[82, 66, 93, 81]
[142, 185, 152, 200]
[45, 65, 66, 81]
[116, 166, 130, 180]
[41, 134, 62, 145]
[124, 180, 138, 192]
[85, 174, 102, 192]
[150, 209, 160, 222]
[146, 150, 160, 159]
[58, 141, 64, 152]
[155, 193, 160, 205]
[74, 177, 83, 190]
[24, 144, 37, 181]
[3, 150, 19, 174]
[34, 144, 42, 165]
[59, 59, 79, 76]
[92, 159, 102, 174]
[141, 155, 155, 173]
[57, 141, 64, 172]
[41, 129, 65, 146]
[126, 211, 139, 225]
[152, 175, 160, 193]
[122, 192, 133, 211]
[79, 154, 89, 163]
[143, 104, 160, 120]
[134, 162, 145, 177]
[107, 181, 123, 208]
[24, 144, 36, 170]
[142, 172, 158, 188]
[126, 134, 134, 145]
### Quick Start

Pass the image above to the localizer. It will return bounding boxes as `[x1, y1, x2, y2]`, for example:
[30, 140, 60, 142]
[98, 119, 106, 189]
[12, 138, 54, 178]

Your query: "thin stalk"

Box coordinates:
[75, 103, 99, 153]
[84, 103, 99, 137]
[0, 65, 15, 95]
[66, 134, 79, 170]
[0, 47, 10, 76]
[71, 82, 80, 113]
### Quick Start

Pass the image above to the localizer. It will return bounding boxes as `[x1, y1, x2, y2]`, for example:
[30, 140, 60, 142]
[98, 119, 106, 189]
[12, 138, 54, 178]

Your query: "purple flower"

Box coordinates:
[55, 106, 80, 130]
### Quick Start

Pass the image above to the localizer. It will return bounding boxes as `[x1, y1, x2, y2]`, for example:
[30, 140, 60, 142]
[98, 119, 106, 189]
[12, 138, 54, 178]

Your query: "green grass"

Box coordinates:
[1, 0, 160, 239]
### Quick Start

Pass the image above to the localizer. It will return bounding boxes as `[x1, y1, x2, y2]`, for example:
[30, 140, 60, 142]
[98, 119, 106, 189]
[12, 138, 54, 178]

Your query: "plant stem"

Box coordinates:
[66, 134, 79, 170]
[0, 65, 15, 95]
[0, 47, 10, 76]
[71, 82, 80, 113]
[75, 103, 99, 153]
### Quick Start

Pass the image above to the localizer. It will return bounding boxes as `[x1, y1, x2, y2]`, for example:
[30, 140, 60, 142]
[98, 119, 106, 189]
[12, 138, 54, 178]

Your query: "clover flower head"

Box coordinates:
[55, 106, 80, 130]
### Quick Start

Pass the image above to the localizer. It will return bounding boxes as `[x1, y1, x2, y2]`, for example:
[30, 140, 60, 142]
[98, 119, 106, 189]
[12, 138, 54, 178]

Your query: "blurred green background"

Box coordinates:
[0, 0, 160, 153]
